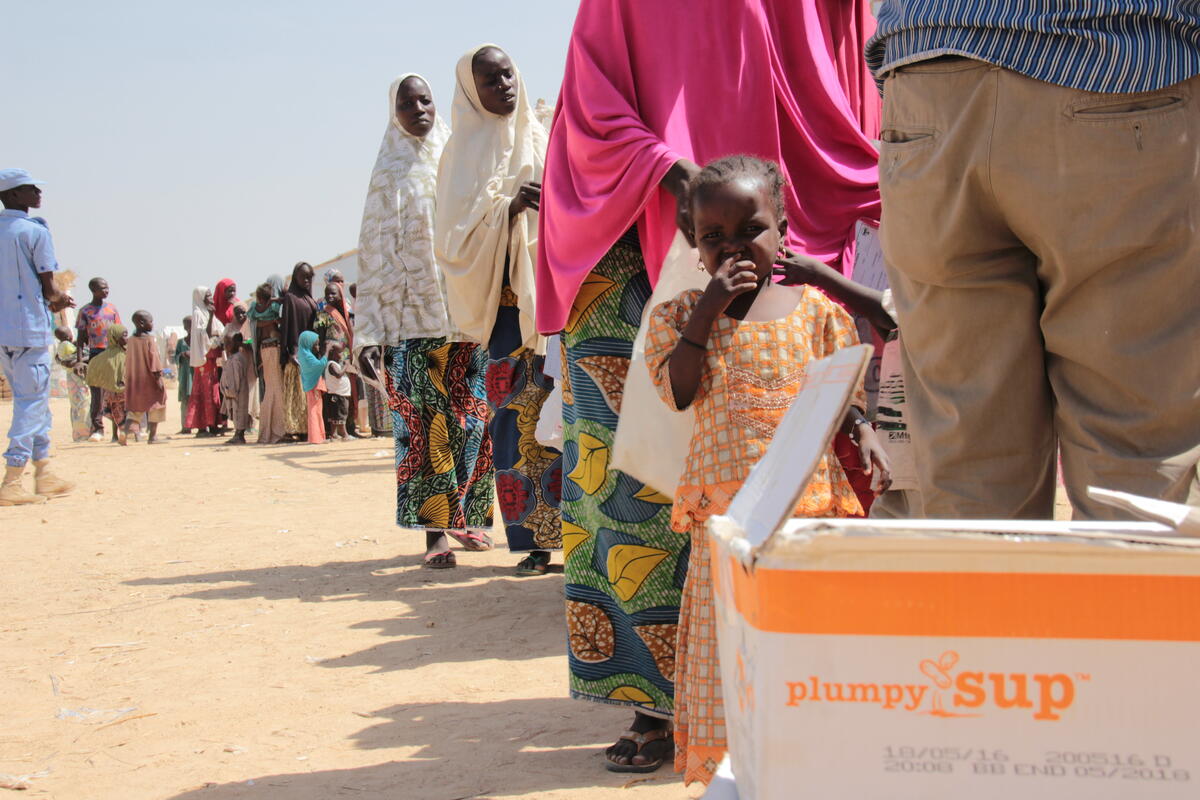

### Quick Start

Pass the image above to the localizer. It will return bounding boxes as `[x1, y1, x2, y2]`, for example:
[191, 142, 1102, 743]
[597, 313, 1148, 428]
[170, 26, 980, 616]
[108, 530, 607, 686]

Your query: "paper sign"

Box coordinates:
[723, 344, 872, 552]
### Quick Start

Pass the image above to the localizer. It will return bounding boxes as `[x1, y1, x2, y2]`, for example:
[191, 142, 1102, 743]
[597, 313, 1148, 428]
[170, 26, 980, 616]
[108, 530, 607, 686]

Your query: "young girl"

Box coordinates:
[296, 330, 327, 444]
[323, 341, 351, 440]
[85, 324, 130, 446]
[645, 155, 890, 785]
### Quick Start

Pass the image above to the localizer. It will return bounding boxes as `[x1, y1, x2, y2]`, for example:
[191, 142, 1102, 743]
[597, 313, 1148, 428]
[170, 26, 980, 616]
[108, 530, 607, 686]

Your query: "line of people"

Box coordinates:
[175, 267, 379, 446]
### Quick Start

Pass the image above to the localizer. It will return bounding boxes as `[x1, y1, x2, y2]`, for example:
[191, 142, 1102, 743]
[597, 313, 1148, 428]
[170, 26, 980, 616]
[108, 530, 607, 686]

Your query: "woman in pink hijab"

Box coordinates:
[540, 0, 881, 780]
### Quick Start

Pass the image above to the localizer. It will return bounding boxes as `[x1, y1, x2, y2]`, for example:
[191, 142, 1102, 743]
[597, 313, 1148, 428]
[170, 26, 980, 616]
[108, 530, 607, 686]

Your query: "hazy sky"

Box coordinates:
[7, 1, 577, 325]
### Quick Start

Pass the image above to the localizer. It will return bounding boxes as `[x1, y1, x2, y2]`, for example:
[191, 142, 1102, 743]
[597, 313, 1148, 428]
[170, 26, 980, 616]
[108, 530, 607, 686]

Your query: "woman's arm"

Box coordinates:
[660, 159, 701, 245]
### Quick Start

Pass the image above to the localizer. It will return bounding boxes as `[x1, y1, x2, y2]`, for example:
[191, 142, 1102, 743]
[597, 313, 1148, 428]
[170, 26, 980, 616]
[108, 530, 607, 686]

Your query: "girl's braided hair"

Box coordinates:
[686, 154, 787, 221]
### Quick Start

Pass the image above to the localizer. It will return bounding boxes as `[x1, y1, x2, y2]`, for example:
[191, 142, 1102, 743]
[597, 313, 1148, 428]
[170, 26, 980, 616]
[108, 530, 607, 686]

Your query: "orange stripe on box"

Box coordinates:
[724, 559, 1200, 641]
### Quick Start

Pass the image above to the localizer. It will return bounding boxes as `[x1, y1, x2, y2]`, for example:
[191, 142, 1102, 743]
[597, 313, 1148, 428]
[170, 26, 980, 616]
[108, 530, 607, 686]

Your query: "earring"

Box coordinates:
[696, 259, 706, 272]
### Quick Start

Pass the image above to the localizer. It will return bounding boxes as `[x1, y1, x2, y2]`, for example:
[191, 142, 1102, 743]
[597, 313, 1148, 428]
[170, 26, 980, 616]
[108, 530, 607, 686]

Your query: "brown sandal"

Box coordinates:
[604, 728, 673, 773]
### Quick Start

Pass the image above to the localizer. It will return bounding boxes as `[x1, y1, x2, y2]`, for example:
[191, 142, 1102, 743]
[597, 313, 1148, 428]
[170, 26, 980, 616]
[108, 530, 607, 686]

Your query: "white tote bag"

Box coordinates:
[611, 232, 709, 496]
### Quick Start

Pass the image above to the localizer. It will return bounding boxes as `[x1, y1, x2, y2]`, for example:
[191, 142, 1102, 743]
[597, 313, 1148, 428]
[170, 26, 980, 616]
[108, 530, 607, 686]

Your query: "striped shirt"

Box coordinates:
[867, 1, 1200, 94]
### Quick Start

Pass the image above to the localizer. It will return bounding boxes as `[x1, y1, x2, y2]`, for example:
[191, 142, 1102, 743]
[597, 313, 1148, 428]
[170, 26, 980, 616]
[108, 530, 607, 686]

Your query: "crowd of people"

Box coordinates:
[3, 0, 1198, 789]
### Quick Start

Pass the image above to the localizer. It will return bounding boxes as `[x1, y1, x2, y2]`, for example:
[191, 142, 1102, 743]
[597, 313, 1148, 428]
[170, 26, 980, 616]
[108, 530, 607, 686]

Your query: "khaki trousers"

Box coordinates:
[879, 59, 1200, 520]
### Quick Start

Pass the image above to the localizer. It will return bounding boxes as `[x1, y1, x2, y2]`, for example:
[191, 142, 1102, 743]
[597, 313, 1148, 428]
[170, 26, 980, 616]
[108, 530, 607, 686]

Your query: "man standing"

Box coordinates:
[75, 275, 121, 441]
[867, 4, 1200, 520]
[0, 168, 75, 505]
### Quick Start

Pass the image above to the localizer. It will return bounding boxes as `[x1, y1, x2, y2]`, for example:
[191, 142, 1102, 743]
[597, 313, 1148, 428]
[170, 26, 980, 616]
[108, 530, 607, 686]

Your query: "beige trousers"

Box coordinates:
[879, 59, 1200, 520]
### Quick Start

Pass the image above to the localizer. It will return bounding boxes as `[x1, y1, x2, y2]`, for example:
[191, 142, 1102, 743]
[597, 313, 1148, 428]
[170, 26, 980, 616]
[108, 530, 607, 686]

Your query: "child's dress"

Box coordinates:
[645, 286, 865, 786]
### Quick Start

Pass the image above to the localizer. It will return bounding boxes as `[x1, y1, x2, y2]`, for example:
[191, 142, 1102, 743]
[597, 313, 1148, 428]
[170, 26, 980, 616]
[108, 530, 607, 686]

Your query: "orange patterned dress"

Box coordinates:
[646, 286, 865, 785]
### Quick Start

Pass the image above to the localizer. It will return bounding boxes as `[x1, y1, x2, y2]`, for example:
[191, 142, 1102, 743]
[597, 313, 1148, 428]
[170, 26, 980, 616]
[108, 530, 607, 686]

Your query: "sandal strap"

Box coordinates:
[615, 727, 671, 748]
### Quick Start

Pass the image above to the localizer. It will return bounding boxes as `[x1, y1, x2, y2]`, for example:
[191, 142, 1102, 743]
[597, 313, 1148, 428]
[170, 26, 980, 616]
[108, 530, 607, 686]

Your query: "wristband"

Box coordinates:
[679, 335, 707, 351]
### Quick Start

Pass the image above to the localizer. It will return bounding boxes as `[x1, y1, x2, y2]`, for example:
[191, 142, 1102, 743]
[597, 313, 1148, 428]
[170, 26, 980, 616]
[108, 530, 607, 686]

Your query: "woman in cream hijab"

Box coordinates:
[356, 73, 495, 569]
[435, 45, 562, 575]
[185, 286, 219, 435]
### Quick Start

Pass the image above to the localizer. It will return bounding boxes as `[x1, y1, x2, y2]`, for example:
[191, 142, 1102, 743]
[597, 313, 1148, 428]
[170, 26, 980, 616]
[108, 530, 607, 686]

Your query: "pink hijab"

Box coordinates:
[535, 0, 881, 333]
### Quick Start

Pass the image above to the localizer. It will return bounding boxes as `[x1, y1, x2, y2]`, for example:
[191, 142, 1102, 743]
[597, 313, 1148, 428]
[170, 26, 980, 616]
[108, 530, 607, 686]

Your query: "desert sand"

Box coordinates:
[0, 398, 688, 799]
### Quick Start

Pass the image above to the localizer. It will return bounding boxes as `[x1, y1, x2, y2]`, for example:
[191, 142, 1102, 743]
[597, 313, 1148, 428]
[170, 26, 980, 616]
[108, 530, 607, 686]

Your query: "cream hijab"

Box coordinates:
[435, 45, 547, 352]
[355, 74, 458, 351]
[189, 286, 211, 368]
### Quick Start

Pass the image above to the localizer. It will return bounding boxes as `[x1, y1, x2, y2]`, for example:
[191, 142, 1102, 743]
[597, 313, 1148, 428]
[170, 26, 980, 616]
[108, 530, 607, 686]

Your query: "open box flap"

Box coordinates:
[1088, 487, 1200, 536]
[720, 344, 871, 561]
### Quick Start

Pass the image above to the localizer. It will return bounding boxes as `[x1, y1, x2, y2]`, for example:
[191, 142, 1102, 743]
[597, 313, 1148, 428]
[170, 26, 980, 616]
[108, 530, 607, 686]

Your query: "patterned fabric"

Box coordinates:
[65, 368, 91, 442]
[386, 338, 495, 531]
[674, 521, 724, 785]
[646, 287, 866, 533]
[185, 361, 218, 430]
[75, 301, 121, 352]
[487, 288, 562, 552]
[867, 1, 1200, 93]
[366, 382, 391, 434]
[563, 240, 686, 718]
[314, 308, 351, 354]
[355, 74, 463, 348]
[102, 389, 126, 427]
[282, 361, 307, 435]
[645, 285, 868, 785]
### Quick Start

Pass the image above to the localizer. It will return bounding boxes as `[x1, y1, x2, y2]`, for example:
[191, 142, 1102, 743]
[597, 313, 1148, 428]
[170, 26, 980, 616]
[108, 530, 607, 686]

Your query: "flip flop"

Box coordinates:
[422, 551, 456, 569]
[603, 728, 674, 773]
[448, 530, 493, 552]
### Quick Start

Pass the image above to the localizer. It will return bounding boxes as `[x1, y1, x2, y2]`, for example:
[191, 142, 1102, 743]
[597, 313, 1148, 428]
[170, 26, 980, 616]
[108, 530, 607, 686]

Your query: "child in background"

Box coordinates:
[85, 324, 129, 446]
[296, 330, 327, 444]
[54, 326, 92, 442]
[174, 317, 193, 434]
[323, 341, 351, 440]
[125, 310, 169, 444]
[645, 155, 890, 785]
[219, 332, 252, 445]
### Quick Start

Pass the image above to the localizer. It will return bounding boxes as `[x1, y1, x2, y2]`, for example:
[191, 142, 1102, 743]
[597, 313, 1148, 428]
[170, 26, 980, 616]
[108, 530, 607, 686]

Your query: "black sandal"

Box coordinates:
[515, 551, 551, 576]
[604, 728, 673, 773]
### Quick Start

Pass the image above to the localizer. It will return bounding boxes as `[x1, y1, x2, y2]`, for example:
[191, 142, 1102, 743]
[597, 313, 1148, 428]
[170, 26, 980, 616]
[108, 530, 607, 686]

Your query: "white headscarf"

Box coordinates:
[355, 74, 457, 351]
[189, 286, 211, 368]
[435, 45, 547, 352]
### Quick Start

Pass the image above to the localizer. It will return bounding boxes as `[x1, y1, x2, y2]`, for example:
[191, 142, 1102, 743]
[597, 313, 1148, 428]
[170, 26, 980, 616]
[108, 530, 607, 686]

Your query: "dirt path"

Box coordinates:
[0, 399, 686, 799]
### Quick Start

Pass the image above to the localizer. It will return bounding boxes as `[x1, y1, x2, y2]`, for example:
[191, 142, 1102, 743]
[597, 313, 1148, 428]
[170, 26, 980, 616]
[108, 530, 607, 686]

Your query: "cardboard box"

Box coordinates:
[706, 345, 1200, 799]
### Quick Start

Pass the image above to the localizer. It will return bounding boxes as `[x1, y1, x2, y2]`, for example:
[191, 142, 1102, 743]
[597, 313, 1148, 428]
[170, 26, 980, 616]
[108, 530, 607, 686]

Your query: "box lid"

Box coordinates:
[715, 345, 1198, 567]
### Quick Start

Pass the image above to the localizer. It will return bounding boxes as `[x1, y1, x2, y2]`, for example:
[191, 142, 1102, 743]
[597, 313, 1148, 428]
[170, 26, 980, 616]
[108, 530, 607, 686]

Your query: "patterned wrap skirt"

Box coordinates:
[386, 338, 495, 532]
[562, 235, 687, 717]
[282, 360, 307, 435]
[486, 288, 563, 552]
[66, 370, 92, 441]
[366, 382, 392, 434]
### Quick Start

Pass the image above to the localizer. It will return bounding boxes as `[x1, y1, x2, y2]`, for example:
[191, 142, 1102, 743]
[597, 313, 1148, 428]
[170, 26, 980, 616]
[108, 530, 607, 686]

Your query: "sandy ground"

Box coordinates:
[0, 398, 688, 800]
